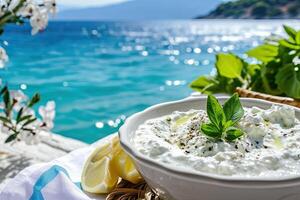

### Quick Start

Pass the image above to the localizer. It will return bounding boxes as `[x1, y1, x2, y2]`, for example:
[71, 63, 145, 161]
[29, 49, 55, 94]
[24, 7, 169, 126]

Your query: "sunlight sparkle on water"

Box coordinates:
[193, 48, 201, 54]
[20, 84, 27, 90]
[202, 59, 210, 65]
[141, 50, 148, 56]
[95, 122, 104, 129]
[207, 48, 213, 54]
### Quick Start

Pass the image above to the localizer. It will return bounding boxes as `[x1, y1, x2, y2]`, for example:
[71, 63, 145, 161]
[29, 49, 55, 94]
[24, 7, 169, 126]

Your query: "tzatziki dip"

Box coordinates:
[133, 105, 300, 177]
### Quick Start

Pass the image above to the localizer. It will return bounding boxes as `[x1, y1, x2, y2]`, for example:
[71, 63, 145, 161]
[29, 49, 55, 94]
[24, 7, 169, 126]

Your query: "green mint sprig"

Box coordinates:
[200, 93, 244, 142]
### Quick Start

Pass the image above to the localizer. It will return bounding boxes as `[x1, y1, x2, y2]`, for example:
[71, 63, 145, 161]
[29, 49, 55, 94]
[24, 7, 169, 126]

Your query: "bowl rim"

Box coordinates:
[119, 96, 300, 183]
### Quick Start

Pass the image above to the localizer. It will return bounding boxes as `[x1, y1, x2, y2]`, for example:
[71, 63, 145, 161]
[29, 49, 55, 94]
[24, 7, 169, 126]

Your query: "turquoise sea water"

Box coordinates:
[1, 20, 299, 143]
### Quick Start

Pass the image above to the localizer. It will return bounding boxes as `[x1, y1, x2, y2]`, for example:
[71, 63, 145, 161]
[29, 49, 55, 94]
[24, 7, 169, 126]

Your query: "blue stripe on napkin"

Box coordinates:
[29, 165, 81, 200]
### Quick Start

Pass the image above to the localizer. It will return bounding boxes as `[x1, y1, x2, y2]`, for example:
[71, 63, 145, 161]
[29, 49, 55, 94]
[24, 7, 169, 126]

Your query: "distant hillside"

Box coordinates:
[198, 0, 300, 19]
[56, 0, 221, 21]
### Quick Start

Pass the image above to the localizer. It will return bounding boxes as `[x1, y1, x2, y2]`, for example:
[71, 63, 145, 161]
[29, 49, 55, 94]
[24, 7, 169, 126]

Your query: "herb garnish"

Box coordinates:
[201, 93, 244, 142]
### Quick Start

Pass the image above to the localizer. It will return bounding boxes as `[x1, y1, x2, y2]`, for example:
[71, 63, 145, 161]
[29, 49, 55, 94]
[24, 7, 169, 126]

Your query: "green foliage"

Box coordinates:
[200, 94, 244, 142]
[246, 44, 278, 63]
[216, 53, 243, 78]
[190, 76, 221, 94]
[190, 25, 300, 99]
[202, 0, 299, 19]
[275, 64, 300, 99]
[28, 93, 41, 107]
[288, 5, 299, 17]
[251, 2, 268, 18]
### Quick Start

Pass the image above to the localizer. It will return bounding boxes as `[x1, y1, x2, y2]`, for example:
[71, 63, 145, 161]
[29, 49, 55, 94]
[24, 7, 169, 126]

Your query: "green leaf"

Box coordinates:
[225, 127, 244, 141]
[260, 63, 282, 95]
[206, 95, 226, 128]
[246, 44, 278, 63]
[0, 116, 10, 124]
[22, 117, 37, 127]
[18, 115, 32, 123]
[5, 134, 18, 143]
[279, 39, 300, 50]
[223, 93, 244, 124]
[283, 25, 297, 41]
[28, 93, 40, 107]
[275, 64, 300, 99]
[16, 107, 23, 123]
[189, 76, 220, 94]
[200, 123, 221, 138]
[0, 86, 8, 96]
[247, 64, 261, 76]
[296, 31, 300, 45]
[3, 88, 10, 110]
[216, 53, 243, 79]
[223, 120, 234, 130]
[2, 88, 11, 117]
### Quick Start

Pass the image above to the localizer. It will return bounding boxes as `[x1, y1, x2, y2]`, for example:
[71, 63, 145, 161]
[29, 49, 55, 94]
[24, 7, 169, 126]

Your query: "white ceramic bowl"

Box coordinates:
[119, 96, 300, 200]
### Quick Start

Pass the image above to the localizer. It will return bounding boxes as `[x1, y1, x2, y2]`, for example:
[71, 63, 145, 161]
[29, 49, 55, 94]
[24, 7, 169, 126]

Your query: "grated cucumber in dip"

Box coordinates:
[133, 105, 300, 177]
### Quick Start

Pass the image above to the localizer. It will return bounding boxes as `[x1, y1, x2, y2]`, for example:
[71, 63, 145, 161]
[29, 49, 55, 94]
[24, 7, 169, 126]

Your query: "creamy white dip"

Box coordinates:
[133, 105, 300, 177]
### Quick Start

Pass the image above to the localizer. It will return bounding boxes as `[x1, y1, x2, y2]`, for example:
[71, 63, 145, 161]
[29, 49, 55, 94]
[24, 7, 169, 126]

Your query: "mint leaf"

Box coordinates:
[225, 127, 244, 142]
[200, 94, 245, 142]
[216, 53, 243, 79]
[200, 123, 221, 138]
[223, 93, 244, 124]
[207, 95, 226, 128]
[223, 120, 234, 130]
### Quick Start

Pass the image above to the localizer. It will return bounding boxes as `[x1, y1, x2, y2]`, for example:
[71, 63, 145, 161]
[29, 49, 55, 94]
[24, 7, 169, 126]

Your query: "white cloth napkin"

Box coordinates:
[0, 134, 117, 200]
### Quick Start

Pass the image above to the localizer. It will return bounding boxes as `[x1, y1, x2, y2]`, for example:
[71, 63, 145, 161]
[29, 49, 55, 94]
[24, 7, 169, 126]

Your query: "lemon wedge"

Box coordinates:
[112, 142, 142, 184]
[81, 136, 119, 193]
[81, 135, 142, 194]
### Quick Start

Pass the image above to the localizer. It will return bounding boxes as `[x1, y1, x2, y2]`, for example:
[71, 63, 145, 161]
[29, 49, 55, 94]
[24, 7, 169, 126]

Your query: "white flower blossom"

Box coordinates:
[10, 90, 28, 102]
[0, 0, 56, 64]
[17, 3, 38, 18]
[7, 0, 19, 11]
[19, 128, 40, 145]
[30, 10, 48, 35]
[0, 88, 56, 145]
[10, 90, 28, 112]
[43, 0, 56, 14]
[0, 47, 8, 68]
[39, 100, 55, 130]
[0, 1, 8, 17]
